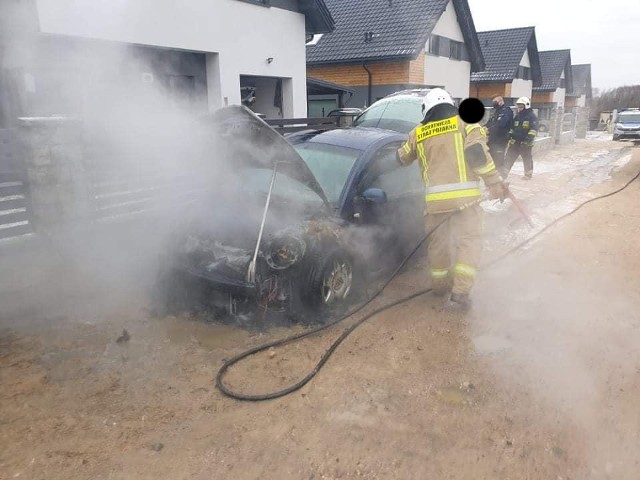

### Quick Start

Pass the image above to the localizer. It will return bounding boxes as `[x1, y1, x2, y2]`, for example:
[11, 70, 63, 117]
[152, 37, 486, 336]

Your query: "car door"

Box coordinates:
[355, 141, 425, 271]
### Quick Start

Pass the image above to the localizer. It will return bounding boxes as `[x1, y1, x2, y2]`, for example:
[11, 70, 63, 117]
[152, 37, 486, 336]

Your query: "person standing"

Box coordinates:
[396, 89, 507, 311]
[502, 96, 537, 179]
[486, 95, 513, 172]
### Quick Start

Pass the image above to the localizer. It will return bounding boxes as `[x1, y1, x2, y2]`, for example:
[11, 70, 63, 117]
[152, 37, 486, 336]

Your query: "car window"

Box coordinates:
[239, 168, 324, 206]
[293, 142, 360, 204]
[354, 98, 424, 133]
[362, 143, 423, 198]
[352, 102, 388, 128]
[618, 114, 640, 123]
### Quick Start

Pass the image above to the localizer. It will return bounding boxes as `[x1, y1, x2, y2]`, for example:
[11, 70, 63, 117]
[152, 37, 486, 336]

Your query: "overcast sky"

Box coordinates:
[467, 0, 640, 91]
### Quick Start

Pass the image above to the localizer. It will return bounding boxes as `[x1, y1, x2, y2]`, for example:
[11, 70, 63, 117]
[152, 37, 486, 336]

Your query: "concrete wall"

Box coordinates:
[35, 0, 309, 116]
[511, 79, 533, 99]
[424, 0, 471, 99]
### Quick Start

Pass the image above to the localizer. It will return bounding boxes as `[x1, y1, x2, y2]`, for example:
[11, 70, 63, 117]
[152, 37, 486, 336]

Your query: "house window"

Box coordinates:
[428, 35, 441, 55]
[517, 66, 531, 80]
[560, 78, 566, 88]
[450, 41, 462, 60]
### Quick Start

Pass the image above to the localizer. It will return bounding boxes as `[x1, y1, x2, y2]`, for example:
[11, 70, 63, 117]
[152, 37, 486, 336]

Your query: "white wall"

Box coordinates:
[511, 78, 533, 98]
[553, 87, 566, 106]
[553, 68, 566, 106]
[36, 0, 309, 116]
[431, 1, 464, 41]
[576, 94, 586, 107]
[424, 0, 471, 99]
[520, 49, 531, 68]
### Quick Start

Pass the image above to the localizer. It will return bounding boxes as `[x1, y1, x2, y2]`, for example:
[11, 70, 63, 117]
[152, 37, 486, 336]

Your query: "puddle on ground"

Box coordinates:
[437, 386, 472, 406]
[166, 320, 251, 349]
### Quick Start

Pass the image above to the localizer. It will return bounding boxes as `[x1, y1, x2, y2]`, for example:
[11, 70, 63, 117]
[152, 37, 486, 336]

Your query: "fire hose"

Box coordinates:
[216, 165, 640, 401]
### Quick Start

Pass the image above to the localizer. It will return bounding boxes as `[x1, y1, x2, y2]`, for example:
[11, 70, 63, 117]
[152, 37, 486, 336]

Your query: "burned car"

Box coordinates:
[154, 106, 425, 323]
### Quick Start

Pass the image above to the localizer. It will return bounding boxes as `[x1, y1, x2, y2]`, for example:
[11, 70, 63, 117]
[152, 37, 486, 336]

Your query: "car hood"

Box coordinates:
[205, 106, 329, 205]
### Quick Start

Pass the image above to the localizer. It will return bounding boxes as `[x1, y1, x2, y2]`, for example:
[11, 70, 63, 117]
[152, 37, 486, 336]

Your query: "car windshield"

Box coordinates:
[238, 167, 324, 206]
[353, 97, 424, 133]
[618, 114, 640, 123]
[293, 142, 360, 204]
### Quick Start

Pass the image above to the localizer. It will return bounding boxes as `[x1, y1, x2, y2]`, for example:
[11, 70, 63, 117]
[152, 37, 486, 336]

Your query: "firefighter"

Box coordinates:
[486, 95, 514, 172]
[397, 88, 507, 311]
[503, 96, 538, 179]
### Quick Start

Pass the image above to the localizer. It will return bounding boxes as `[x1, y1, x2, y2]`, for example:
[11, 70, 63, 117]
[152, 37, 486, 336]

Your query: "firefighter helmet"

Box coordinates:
[422, 88, 455, 117]
[516, 96, 531, 109]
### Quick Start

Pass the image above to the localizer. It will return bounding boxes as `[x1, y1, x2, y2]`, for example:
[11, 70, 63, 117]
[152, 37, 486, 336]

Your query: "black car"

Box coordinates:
[155, 106, 424, 322]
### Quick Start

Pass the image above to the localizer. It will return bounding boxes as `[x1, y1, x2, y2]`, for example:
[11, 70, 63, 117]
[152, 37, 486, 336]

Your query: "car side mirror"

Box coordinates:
[360, 188, 387, 205]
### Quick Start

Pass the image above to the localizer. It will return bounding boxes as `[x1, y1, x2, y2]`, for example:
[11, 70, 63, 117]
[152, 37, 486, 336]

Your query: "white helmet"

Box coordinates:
[516, 96, 531, 109]
[422, 88, 455, 116]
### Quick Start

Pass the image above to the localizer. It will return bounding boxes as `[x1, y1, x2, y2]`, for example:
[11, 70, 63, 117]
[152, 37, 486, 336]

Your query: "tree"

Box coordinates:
[592, 85, 640, 118]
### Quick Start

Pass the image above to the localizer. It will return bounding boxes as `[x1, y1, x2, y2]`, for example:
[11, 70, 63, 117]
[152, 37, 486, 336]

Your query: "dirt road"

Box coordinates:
[1, 136, 639, 479]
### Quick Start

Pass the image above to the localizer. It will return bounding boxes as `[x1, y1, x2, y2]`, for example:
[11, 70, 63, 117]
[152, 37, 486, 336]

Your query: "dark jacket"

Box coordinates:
[510, 108, 538, 145]
[487, 104, 513, 146]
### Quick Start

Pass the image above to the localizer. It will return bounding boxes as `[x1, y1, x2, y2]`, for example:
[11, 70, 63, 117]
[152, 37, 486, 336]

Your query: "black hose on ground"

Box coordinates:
[216, 165, 640, 401]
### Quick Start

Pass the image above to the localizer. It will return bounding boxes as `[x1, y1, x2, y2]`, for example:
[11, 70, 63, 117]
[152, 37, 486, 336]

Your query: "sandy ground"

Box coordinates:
[1, 135, 639, 479]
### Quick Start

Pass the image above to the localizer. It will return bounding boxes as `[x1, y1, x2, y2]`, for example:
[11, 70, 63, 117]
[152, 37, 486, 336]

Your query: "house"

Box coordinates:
[565, 64, 592, 109]
[469, 27, 542, 105]
[306, 0, 485, 110]
[531, 50, 575, 140]
[0, 0, 334, 126]
[531, 50, 573, 112]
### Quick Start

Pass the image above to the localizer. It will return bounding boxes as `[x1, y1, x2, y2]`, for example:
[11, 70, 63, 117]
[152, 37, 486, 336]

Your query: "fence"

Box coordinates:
[0, 117, 209, 244]
[0, 129, 34, 240]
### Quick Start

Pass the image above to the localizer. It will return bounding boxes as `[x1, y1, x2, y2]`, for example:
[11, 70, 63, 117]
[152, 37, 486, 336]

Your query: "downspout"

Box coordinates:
[362, 63, 372, 107]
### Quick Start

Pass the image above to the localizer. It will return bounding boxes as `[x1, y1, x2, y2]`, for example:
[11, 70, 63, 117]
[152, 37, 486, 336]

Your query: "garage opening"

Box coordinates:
[239, 75, 292, 119]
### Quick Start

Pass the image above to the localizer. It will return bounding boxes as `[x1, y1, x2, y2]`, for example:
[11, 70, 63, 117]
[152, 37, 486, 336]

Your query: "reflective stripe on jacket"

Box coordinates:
[397, 116, 501, 214]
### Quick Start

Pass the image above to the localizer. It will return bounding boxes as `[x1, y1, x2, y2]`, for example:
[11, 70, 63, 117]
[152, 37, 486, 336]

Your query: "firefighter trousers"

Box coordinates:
[503, 143, 533, 177]
[489, 142, 508, 173]
[425, 203, 483, 296]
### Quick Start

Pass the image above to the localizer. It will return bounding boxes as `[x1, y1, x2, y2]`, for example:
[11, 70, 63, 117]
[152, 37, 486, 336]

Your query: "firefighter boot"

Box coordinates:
[445, 292, 472, 312]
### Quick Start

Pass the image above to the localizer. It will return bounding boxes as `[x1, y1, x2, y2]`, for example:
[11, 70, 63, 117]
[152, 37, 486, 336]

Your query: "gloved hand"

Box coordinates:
[488, 181, 508, 203]
[508, 138, 516, 146]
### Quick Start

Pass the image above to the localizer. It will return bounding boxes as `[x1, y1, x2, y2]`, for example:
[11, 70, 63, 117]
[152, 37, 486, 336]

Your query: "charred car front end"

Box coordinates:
[154, 106, 364, 322]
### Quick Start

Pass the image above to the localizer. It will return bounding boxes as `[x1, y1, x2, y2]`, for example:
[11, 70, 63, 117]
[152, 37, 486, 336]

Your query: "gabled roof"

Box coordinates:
[533, 50, 573, 93]
[470, 26, 541, 85]
[300, 0, 336, 34]
[567, 64, 592, 99]
[306, 0, 485, 72]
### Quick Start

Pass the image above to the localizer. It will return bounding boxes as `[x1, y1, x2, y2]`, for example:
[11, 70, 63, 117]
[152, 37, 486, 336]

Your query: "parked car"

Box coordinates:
[352, 89, 433, 133]
[154, 106, 424, 322]
[613, 109, 640, 141]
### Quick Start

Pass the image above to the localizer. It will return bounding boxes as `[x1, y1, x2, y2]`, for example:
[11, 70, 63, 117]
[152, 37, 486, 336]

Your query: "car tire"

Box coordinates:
[301, 247, 356, 320]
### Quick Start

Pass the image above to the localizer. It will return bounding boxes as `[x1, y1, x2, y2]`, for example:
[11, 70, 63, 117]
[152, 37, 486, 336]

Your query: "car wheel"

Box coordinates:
[303, 248, 355, 317]
[613, 135, 620, 141]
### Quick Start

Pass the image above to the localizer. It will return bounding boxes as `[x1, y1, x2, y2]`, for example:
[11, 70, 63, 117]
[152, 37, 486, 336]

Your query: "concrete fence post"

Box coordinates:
[18, 116, 90, 238]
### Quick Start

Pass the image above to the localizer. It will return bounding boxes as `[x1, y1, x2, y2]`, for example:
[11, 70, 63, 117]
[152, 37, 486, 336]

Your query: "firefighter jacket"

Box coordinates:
[509, 108, 538, 146]
[397, 111, 502, 214]
[487, 104, 513, 146]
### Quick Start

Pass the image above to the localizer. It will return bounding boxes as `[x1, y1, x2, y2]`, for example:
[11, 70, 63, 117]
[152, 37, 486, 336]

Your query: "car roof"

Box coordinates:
[385, 88, 433, 98]
[297, 127, 406, 150]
